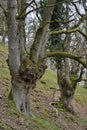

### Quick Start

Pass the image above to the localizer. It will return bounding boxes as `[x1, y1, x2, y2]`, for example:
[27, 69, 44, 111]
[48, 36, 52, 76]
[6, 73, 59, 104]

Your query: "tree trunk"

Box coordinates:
[58, 3, 76, 113]
[17, 0, 26, 62]
[11, 75, 34, 116]
[30, 0, 56, 62]
[56, 4, 75, 113]
[60, 78, 76, 114]
[7, 0, 33, 115]
[56, 63, 76, 113]
[7, 0, 55, 116]
[7, 0, 20, 75]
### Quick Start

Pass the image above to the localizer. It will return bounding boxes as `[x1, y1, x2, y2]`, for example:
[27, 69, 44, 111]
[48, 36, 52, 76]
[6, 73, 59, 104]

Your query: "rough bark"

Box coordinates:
[57, 64, 76, 114]
[7, 0, 20, 75]
[59, 77, 76, 114]
[11, 76, 32, 115]
[17, 58, 47, 115]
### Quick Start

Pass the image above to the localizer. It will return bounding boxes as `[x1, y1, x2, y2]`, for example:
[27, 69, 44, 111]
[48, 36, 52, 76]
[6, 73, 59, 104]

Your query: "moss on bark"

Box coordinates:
[19, 57, 47, 86]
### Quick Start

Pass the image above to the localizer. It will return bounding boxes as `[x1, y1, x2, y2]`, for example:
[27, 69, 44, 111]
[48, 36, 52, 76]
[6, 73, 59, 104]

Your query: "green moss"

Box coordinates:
[19, 57, 47, 83]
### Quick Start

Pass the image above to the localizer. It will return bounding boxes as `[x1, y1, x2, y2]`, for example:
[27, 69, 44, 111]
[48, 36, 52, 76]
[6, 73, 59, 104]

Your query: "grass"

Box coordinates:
[0, 68, 10, 80]
[6, 99, 60, 130]
[75, 86, 87, 104]
[0, 120, 15, 130]
[42, 69, 57, 88]
[28, 116, 60, 130]
[0, 42, 10, 80]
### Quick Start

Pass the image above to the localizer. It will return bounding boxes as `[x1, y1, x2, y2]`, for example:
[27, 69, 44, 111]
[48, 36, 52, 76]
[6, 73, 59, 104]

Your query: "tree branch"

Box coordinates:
[44, 51, 87, 68]
[49, 27, 87, 38]
[77, 29, 87, 40]
[18, 0, 34, 19]
[0, 4, 7, 17]
[47, 19, 75, 25]
[17, 0, 74, 19]
[49, 28, 78, 35]
[74, 67, 84, 83]
[71, 2, 85, 17]
[82, 78, 87, 82]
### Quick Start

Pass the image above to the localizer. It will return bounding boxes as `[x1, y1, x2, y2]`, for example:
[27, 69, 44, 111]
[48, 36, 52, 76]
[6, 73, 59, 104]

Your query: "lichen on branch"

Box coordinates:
[44, 51, 87, 68]
[49, 28, 78, 35]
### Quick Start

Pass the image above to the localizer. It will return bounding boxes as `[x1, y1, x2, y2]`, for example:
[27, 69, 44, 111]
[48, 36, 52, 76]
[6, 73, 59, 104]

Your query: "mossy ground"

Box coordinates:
[0, 43, 87, 130]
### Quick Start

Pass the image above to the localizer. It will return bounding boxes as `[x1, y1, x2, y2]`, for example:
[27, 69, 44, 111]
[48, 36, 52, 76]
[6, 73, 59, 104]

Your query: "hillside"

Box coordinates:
[0, 43, 87, 130]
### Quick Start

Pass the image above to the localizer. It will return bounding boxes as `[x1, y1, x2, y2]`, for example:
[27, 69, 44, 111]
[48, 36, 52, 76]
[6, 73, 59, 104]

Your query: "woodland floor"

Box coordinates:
[0, 43, 87, 130]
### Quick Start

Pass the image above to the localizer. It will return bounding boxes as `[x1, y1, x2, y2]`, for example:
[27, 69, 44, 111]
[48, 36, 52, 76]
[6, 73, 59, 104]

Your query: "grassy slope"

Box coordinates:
[0, 43, 87, 130]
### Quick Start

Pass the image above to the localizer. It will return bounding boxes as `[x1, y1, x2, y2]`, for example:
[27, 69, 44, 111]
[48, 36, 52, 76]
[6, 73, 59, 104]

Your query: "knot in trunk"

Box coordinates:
[19, 58, 47, 86]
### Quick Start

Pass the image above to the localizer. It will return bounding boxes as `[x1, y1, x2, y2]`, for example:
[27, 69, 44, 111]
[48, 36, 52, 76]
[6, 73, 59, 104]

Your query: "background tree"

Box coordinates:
[47, 1, 87, 113]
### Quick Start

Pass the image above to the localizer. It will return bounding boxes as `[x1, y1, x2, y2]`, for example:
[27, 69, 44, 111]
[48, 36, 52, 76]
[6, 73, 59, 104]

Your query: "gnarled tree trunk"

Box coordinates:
[57, 63, 76, 114]
[7, 0, 56, 115]
[11, 76, 32, 115]
[56, 3, 76, 113]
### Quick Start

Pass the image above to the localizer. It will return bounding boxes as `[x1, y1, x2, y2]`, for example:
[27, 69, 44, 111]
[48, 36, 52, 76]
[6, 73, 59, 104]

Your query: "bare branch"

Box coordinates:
[47, 19, 75, 25]
[18, 0, 34, 19]
[74, 67, 84, 83]
[71, 2, 85, 17]
[77, 29, 87, 40]
[49, 28, 78, 35]
[30, 3, 41, 21]
[0, 4, 7, 17]
[33, 0, 41, 21]
[49, 27, 87, 39]
[18, 0, 74, 19]
[71, 16, 86, 29]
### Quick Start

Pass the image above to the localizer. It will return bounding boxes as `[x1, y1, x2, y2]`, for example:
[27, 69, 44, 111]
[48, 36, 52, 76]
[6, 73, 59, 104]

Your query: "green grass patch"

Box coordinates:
[43, 69, 57, 83]
[0, 68, 10, 80]
[41, 69, 57, 89]
[68, 113, 87, 126]
[75, 86, 87, 104]
[0, 42, 8, 53]
[0, 119, 15, 130]
[27, 115, 60, 130]
[6, 100, 60, 130]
